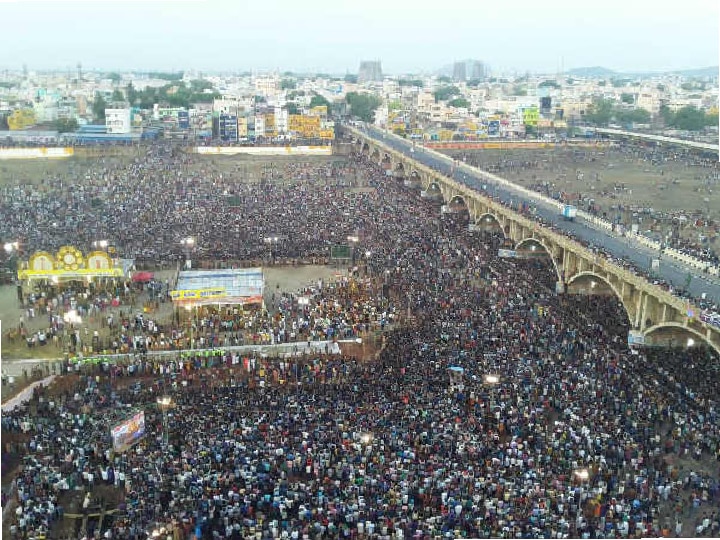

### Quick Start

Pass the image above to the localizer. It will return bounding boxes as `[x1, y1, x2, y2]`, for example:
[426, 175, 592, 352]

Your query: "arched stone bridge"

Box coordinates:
[350, 128, 720, 355]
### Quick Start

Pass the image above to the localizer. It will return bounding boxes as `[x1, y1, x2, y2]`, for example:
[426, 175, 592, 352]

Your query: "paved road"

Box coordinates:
[360, 125, 720, 305]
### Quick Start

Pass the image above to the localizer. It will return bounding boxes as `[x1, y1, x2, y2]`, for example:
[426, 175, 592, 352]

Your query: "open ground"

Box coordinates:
[443, 145, 719, 255]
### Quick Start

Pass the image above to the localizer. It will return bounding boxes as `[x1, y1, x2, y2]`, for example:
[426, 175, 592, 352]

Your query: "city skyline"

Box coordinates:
[0, 0, 717, 75]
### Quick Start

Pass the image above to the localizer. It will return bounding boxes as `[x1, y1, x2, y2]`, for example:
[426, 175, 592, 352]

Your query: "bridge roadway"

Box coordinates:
[356, 124, 720, 305]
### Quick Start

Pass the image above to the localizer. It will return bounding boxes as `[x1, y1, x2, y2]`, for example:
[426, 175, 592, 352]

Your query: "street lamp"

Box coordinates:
[180, 237, 195, 269]
[157, 396, 173, 446]
[573, 468, 590, 482]
[3, 241, 19, 254]
[484, 374, 500, 417]
[347, 235, 359, 266]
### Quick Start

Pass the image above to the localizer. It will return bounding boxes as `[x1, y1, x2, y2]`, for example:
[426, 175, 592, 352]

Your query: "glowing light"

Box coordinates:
[63, 310, 82, 325]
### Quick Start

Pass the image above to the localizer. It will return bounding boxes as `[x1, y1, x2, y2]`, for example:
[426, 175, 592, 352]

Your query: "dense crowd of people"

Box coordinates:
[2, 147, 719, 539]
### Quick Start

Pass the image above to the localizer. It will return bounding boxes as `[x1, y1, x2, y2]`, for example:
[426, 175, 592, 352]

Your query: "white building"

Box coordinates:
[105, 108, 132, 134]
[274, 107, 288, 134]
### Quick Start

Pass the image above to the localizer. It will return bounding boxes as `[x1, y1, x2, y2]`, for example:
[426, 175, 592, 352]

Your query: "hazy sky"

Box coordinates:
[1, 0, 717, 74]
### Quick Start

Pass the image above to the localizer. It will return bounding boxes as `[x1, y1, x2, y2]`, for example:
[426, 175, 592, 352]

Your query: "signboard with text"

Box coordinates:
[111, 411, 146, 453]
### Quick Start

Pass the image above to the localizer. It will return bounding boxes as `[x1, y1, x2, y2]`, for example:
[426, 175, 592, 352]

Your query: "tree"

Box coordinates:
[671, 106, 707, 131]
[706, 110, 719, 128]
[149, 71, 184, 81]
[614, 108, 650, 125]
[433, 86, 461, 102]
[281, 78, 296, 90]
[659, 104, 674, 125]
[620, 93, 634, 105]
[680, 82, 693, 91]
[448, 97, 470, 108]
[309, 94, 331, 109]
[585, 98, 613, 127]
[52, 118, 78, 133]
[111, 89, 125, 102]
[190, 80, 214, 92]
[388, 100, 402, 111]
[126, 83, 139, 106]
[92, 93, 108, 121]
[438, 76, 452, 83]
[538, 80, 559, 89]
[344, 74, 358, 84]
[466, 78, 482, 87]
[107, 72, 122, 83]
[345, 92, 381, 122]
[398, 79, 423, 87]
[284, 103, 300, 115]
[512, 86, 527, 96]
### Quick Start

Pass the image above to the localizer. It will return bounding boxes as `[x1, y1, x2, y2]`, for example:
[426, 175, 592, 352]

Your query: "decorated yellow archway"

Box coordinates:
[18, 246, 125, 282]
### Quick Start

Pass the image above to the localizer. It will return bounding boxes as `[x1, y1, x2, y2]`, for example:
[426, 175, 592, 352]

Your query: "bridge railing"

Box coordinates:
[358, 126, 720, 285]
[349, 126, 706, 317]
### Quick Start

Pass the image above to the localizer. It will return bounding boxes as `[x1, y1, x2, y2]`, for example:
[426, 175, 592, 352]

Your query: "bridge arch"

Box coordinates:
[515, 238, 562, 283]
[475, 213, 505, 237]
[643, 323, 720, 356]
[361, 142, 369, 154]
[566, 271, 632, 323]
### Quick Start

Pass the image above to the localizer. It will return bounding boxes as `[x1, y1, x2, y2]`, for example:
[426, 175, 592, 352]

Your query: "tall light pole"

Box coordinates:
[347, 235, 359, 267]
[484, 374, 500, 419]
[180, 237, 195, 269]
[157, 396, 173, 446]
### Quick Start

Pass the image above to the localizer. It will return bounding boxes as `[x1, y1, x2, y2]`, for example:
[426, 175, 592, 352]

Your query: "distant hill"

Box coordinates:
[567, 65, 717, 79]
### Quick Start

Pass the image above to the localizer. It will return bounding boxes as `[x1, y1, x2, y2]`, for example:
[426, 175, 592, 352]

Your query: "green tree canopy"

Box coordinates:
[52, 117, 79, 133]
[433, 86, 461, 102]
[448, 97, 470, 108]
[149, 71, 184, 81]
[284, 103, 300, 115]
[706, 110, 719, 128]
[111, 89, 125, 102]
[190, 80, 214, 92]
[344, 74, 358, 84]
[345, 92, 382, 122]
[585, 98, 614, 126]
[280, 78, 296, 90]
[620, 93, 635, 104]
[512, 86, 527, 96]
[92, 93, 108, 121]
[670, 106, 708, 131]
[107, 72, 122, 83]
[438, 76, 452, 83]
[398, 79, 423, 87]
[538, 80, 559, 89]
[309, 94, 331, 109]
[614, 108, 651, 125]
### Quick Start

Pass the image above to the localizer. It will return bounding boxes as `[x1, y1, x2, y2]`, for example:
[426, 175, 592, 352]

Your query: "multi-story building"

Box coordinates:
[453, 62, 466, 82]
[358, 61, 383, 84]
